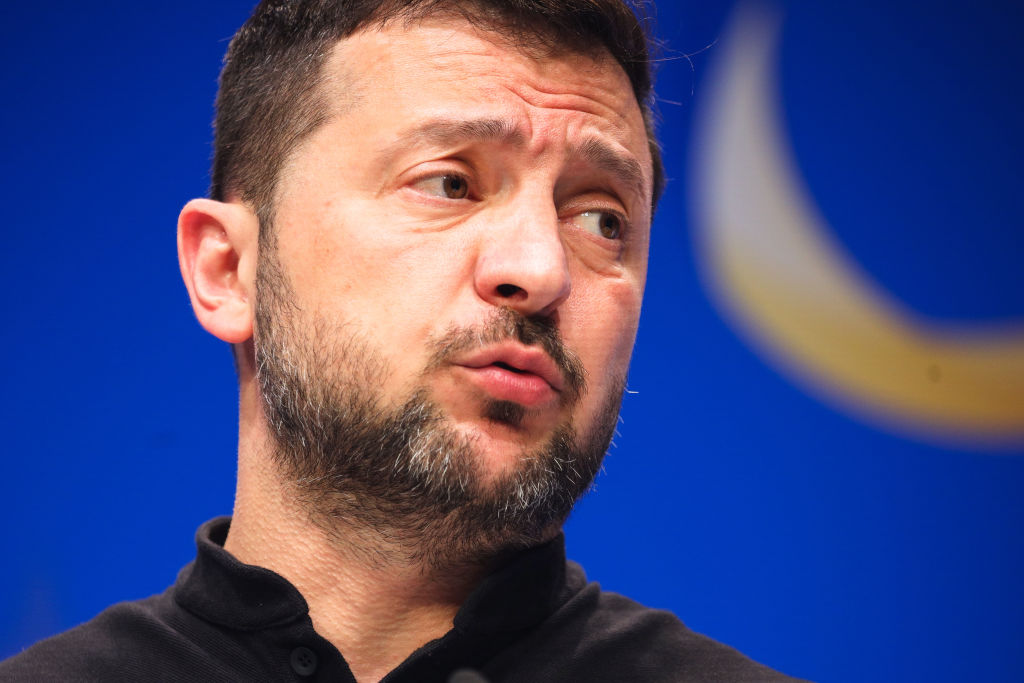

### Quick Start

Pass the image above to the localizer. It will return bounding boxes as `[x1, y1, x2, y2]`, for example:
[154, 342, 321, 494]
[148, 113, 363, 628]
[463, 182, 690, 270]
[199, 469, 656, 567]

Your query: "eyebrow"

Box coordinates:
[385, 116, 649, 203]
[386, 117, 525, 155]
[429, 118, 526, 147]
[573, 138, 648, 205]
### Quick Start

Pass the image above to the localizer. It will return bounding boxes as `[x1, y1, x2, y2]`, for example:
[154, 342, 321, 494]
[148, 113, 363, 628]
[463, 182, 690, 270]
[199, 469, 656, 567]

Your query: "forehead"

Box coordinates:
[314, 15, 653, 195]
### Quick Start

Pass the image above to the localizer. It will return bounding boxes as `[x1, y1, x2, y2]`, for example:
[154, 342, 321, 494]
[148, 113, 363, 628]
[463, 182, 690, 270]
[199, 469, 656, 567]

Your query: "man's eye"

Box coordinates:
[578, 210, 623, 240]
[413, 174, 470, 199]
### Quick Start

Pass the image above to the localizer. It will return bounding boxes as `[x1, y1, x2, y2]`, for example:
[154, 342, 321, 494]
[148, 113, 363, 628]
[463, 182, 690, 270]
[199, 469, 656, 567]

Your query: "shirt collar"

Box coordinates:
[174, 517, 569, 635]
[174, 517, 310, 630]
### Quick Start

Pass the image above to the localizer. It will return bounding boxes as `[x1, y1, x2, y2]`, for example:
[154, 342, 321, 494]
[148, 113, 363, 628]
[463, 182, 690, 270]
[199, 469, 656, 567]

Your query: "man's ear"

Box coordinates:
[177, 198, 259, 344]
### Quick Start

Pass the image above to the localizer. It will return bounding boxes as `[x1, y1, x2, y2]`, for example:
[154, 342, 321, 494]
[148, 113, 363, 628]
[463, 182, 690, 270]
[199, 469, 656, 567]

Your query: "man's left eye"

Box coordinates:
[412, 174, 470, 199]
[577, 210, 623, 240]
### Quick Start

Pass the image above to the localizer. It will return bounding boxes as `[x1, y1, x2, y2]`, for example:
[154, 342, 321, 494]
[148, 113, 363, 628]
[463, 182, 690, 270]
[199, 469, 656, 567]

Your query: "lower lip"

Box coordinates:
[457, 365, 558, 407]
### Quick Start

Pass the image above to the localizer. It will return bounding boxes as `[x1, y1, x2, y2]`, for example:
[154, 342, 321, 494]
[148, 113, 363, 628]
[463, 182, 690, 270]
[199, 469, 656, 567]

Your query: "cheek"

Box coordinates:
[282, 218, 479, 383]
[564, 279, 643, 382]
[278, 197, 470, 306]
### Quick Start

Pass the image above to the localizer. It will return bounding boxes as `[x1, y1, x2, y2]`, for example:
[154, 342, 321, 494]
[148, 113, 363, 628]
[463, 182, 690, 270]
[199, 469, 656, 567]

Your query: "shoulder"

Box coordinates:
[0, 592, 237, 683]
[484, 562, 809, 683]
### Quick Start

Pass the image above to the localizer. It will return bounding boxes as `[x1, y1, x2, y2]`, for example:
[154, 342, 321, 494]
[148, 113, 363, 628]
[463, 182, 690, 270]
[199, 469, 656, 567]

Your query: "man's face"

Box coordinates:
[256, 16, 653, 554]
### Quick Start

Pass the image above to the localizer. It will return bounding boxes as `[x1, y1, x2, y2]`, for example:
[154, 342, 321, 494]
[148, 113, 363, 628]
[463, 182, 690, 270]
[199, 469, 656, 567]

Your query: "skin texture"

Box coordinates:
[177, 15, 653, 683]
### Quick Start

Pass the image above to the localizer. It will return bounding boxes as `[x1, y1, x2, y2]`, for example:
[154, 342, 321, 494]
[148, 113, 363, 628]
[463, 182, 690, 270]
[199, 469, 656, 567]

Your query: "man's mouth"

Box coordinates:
[453, 344, 565, 407]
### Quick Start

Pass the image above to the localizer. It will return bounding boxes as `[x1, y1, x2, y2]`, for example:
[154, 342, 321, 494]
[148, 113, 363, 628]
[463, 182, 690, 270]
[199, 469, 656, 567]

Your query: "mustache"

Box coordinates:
[424, 307, 586, 404]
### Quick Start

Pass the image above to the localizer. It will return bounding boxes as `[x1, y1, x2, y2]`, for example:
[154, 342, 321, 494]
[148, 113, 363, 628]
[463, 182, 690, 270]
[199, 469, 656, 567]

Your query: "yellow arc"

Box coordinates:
[691, 7, 1024, 446]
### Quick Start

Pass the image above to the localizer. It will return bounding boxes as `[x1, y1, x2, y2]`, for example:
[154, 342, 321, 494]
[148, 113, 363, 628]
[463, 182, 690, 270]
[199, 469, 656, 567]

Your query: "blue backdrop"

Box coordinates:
[2, 2, 1022, 681]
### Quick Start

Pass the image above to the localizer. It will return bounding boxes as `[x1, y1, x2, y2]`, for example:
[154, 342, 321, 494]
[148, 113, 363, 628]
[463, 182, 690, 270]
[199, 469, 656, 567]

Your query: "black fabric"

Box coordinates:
[1, 518, 807, 682]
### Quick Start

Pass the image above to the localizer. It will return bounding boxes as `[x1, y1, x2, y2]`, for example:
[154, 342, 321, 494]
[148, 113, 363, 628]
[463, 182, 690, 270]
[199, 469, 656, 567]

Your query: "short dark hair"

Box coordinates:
[211, 0, 663, 237]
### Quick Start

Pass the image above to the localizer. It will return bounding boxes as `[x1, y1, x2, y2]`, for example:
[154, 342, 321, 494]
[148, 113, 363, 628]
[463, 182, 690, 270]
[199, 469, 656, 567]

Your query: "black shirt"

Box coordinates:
[1, 518, 805, 682]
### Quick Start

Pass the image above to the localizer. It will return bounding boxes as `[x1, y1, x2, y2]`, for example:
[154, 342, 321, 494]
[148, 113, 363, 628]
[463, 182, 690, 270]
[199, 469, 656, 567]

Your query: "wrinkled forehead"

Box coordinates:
[316, 16, 653, 192]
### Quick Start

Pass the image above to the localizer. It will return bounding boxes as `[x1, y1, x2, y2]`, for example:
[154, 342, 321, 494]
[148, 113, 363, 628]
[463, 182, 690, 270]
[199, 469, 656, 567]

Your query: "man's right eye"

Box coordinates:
[411, 174, 471, 200]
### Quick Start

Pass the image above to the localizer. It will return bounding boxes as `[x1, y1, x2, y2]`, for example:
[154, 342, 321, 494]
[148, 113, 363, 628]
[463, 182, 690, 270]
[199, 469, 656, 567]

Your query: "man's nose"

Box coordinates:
[473, 199, 571, 318]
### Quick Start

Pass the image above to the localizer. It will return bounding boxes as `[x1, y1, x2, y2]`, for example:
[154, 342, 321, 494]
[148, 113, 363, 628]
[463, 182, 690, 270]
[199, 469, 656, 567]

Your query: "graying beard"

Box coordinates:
[252, 250, 620, 567]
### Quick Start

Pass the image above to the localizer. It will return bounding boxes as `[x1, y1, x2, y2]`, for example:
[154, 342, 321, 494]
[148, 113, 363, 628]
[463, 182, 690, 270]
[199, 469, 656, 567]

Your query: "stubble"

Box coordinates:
[253, 246, 624, 568]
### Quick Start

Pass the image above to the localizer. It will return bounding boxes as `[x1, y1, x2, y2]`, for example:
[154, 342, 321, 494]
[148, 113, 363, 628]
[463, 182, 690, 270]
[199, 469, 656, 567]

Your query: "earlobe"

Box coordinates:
[177, 198, 259, 344]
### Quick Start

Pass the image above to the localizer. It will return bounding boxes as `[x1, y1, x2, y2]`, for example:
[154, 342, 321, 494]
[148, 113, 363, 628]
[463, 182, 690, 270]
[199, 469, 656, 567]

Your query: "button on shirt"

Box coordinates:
[0, 518, 807, 682]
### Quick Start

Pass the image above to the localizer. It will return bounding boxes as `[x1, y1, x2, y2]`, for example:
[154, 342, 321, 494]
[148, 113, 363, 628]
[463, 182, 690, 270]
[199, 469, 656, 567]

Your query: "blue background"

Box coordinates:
[2, 2, 1021, 681]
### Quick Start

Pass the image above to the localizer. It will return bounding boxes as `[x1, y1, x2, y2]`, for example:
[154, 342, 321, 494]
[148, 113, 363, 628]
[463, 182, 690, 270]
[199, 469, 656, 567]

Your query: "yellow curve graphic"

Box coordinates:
[691, 6, 1024, 447]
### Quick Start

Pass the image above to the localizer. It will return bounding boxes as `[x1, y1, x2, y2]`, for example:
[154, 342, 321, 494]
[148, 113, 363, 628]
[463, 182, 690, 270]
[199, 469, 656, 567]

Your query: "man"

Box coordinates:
[2, 1, 802, 681]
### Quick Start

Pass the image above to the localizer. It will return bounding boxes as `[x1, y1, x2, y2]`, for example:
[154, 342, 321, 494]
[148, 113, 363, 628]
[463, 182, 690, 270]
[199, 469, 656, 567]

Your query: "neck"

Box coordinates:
[225, 413, 490, 683]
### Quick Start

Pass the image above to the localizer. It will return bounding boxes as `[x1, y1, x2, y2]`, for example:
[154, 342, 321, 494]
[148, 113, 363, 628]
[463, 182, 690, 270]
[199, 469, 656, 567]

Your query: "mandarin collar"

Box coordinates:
[174, 517, 569, 635]
[174, 517, 310, 630]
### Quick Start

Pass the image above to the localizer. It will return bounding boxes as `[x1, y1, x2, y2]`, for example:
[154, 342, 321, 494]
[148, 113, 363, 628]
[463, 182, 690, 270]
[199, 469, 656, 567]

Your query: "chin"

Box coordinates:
[454, 419, 550, 475]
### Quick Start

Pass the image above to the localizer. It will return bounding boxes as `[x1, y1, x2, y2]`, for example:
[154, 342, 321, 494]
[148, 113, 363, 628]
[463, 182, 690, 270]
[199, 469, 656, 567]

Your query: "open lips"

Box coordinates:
[454, 344, 564, 407]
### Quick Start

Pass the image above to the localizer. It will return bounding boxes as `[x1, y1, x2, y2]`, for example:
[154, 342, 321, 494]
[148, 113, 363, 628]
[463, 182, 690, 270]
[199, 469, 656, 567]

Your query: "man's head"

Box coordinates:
[178, 0, 660, 566]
